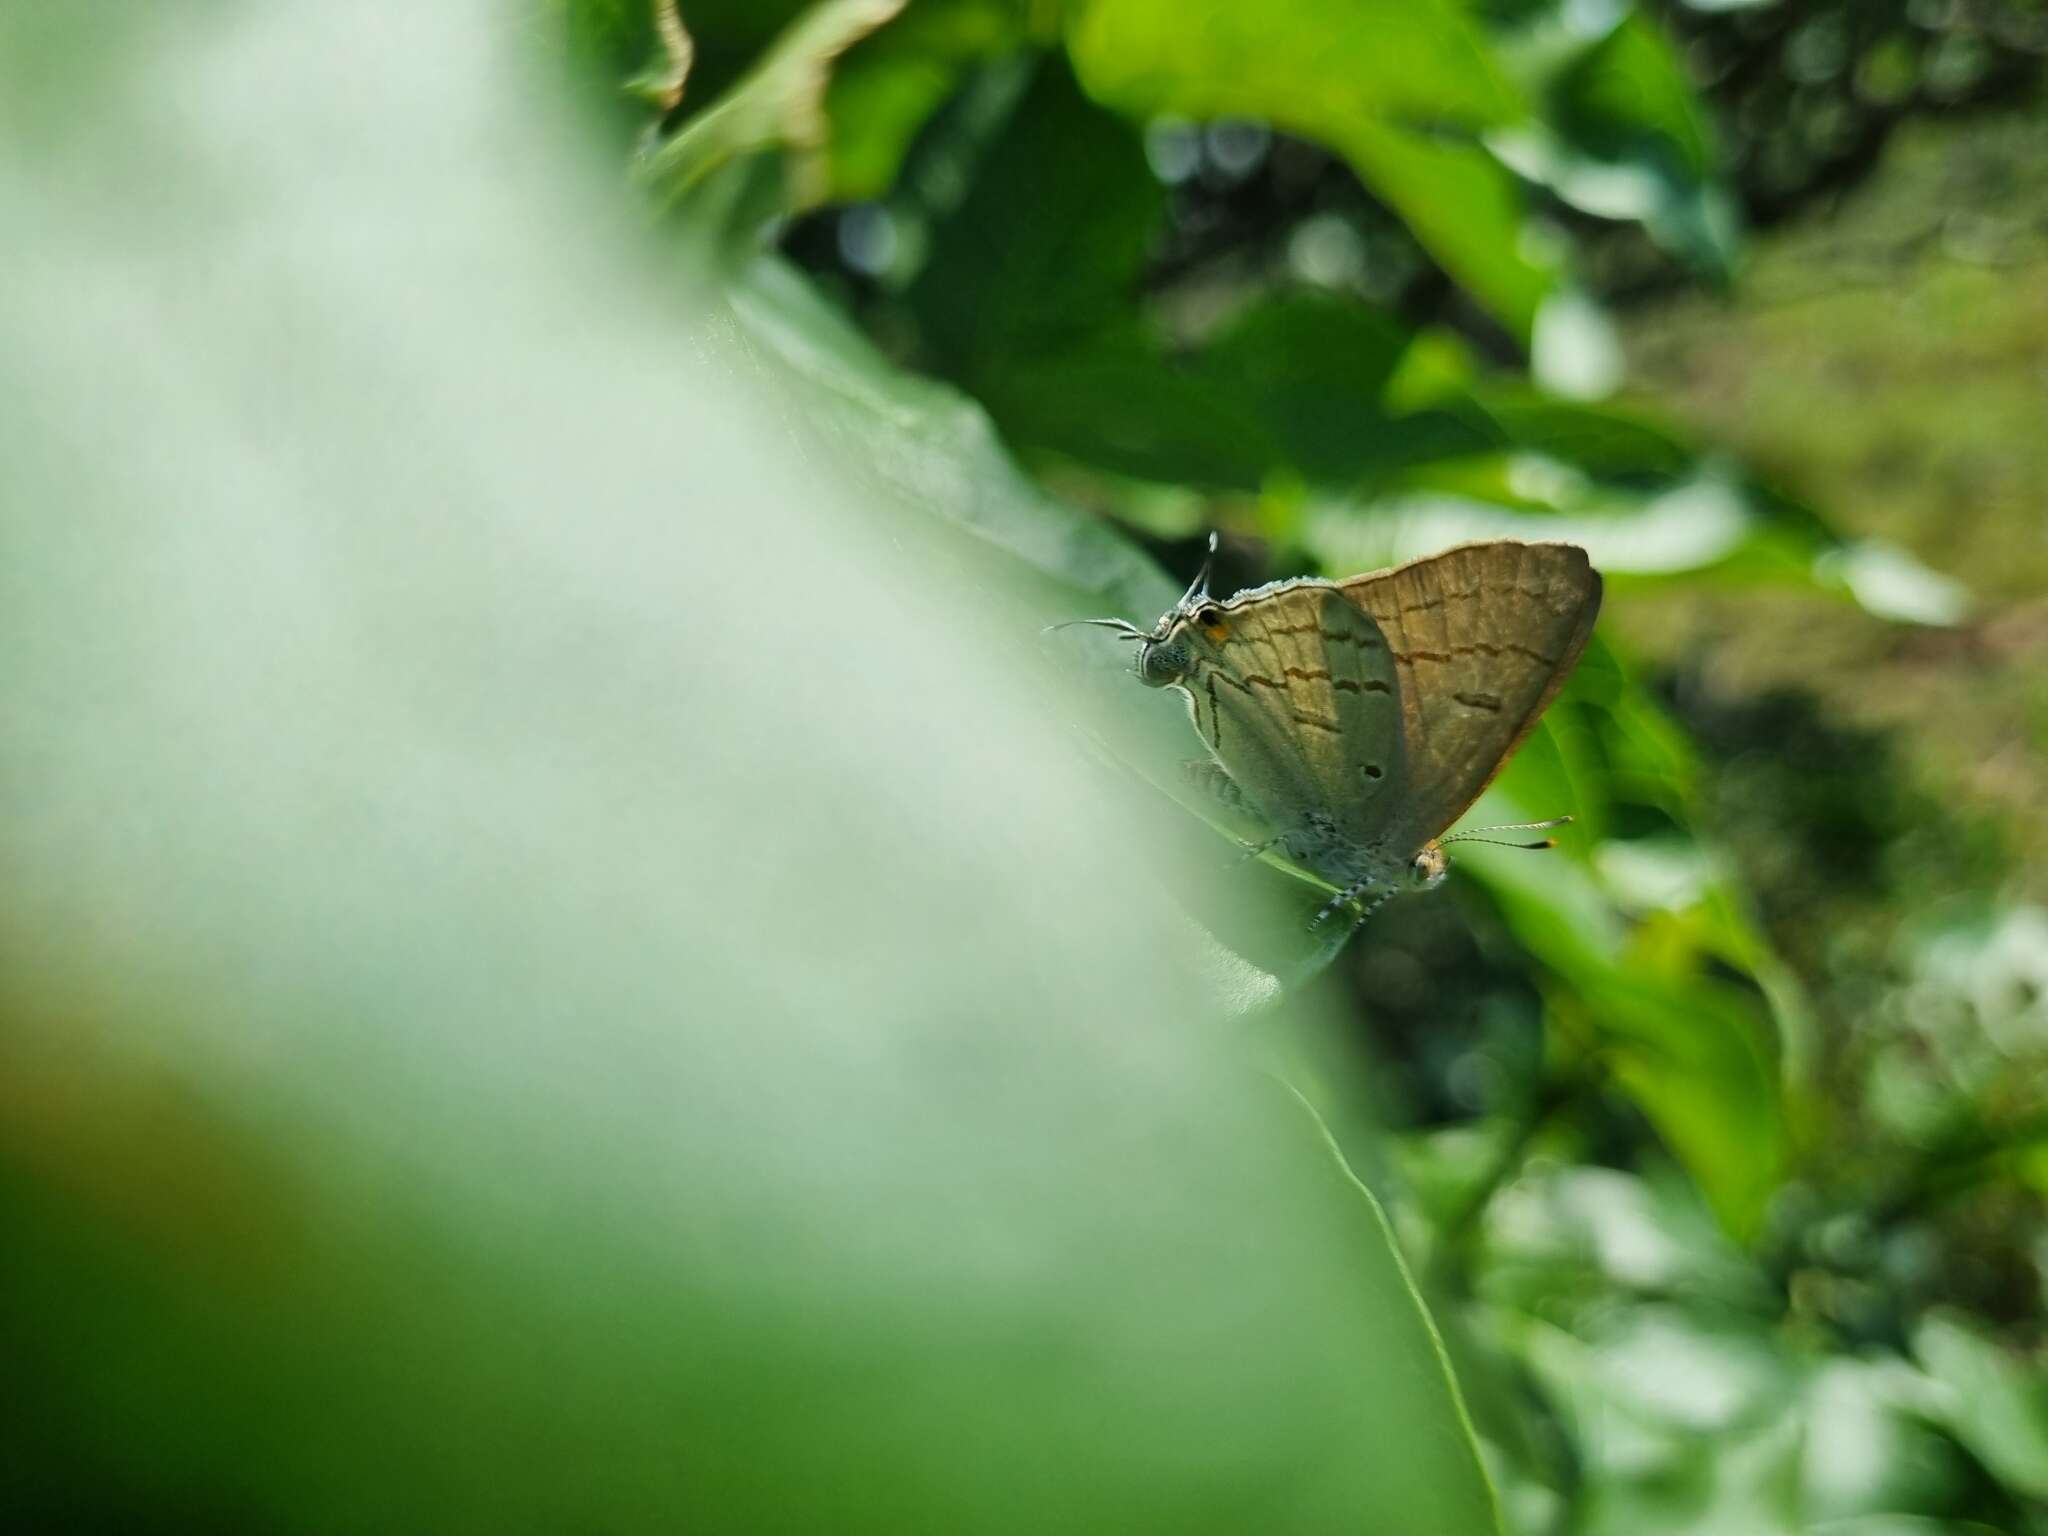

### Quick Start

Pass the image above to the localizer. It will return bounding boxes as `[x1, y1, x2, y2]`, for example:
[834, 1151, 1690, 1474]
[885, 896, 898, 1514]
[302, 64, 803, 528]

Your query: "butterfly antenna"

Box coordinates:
[1178, 531, 1219, 608]
[1440, 815, 1572, 851]
[1043, 617, 1149, 640]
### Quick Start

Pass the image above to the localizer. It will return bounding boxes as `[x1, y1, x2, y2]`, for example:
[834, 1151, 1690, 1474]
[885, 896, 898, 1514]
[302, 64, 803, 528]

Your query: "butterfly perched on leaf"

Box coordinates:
[1059, 538, 1601, 931]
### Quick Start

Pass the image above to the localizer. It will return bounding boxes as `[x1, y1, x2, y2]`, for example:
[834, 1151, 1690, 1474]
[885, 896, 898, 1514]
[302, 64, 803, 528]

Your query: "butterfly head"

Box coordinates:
[1408, 844, 1449, 889]
[1047, 533, 1228, 690]
[1134, 533, 1231, 688]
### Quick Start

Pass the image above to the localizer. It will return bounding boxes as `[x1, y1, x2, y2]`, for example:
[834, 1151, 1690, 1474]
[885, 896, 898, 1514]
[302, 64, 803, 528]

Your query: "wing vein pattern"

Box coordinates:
[1337, 541, 1601, 850]
[1188, 584, 1405, 846]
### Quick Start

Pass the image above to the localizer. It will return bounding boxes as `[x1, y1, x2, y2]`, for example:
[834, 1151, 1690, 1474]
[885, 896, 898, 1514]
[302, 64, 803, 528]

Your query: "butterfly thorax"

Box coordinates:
[1274, 810, 1434, 895]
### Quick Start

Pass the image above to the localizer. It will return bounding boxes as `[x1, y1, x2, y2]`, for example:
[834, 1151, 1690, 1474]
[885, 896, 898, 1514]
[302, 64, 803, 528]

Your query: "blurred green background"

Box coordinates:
[5, 0, 2047, 1530]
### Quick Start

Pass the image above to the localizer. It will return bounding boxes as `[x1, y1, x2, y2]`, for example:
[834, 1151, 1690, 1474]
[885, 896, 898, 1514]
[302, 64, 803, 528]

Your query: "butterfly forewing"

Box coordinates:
[1189, 584, 1405, 840]
[1337, 542, 1601, 850]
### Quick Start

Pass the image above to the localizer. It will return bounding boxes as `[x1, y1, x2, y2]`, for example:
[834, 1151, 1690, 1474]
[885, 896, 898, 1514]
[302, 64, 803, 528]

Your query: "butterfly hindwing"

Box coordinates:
[1337, 542, 1601, 850]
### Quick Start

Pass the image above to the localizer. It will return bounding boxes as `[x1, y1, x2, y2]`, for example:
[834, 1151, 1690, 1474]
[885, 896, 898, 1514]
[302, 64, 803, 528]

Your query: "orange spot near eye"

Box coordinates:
[1203, 622, 1229, 642]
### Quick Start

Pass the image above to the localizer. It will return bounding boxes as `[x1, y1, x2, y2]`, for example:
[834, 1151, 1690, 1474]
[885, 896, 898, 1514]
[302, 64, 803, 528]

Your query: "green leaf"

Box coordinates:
[1422, 655, 1787, 1240]
[627, 0, 1034, 223]
[1062, 0, 1560, 336]
[825, 0, 1031, 201]
[1339, 120, 1562, 339]
[1491, 11, 1739, 276]
[552, 0, 675, 127]
[908, 53, 1161, 369]
[1914, 1312, 2048, 1503]
[0, 3, 1505, 1529]
[907, 62, 1501, 495]
[1500, 1305, 1805, 1534]
[1266, 1083, 1507, 1535]
[981, 300, 1500, 494]
[638, 0, 910, 215]
[1065, 0, 1521, 131]
[1798, 1357, 1985, 1527]
[1298, 391, 1971, 623]
[728, 255, 1179, 619]
[983, 325, 1286, 488]
[1462, 843, 1785, 1238]
[1548, 14, 1714, 182]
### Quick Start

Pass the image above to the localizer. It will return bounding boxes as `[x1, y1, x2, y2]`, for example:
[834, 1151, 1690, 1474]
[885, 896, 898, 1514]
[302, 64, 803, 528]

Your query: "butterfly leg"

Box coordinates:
[1308, 879, 1395, 932]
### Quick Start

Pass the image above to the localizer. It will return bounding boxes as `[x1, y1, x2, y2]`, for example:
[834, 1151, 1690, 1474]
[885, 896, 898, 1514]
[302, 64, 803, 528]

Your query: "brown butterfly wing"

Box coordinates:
[1184, 583, 1406, 842]
[1337, 541, 1600, 850]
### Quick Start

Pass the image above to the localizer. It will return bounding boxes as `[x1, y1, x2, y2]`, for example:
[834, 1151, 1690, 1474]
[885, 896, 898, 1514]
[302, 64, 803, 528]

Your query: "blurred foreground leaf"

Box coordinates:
[0, 2, 1503, 1529]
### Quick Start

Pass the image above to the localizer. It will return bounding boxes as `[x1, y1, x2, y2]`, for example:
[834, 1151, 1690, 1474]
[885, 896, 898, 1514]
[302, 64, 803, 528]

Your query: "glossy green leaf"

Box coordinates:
[1065, 0, 1520, 128]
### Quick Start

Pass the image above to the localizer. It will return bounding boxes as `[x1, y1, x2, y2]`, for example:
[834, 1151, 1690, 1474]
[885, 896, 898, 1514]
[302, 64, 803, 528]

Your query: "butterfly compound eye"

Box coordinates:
[1137, 640, 1189, 689]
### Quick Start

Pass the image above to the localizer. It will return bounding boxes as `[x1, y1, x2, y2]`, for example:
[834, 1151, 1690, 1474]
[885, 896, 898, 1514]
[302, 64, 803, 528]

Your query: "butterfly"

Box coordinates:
[1060, 537, 1602, 931]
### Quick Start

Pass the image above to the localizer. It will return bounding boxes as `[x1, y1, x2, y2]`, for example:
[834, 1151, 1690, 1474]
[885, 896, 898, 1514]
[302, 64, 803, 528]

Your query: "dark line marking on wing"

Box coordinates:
[1268, 665, 1393, 695]
[1232, 669, 1393, 698]
[1368, 581, 1589, 622]
[1393, 641, 1558, 667]
[1453, 690, 1503, 712]
[1259, 622, 1384, 647]
[1369, 582, 1582, 619]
